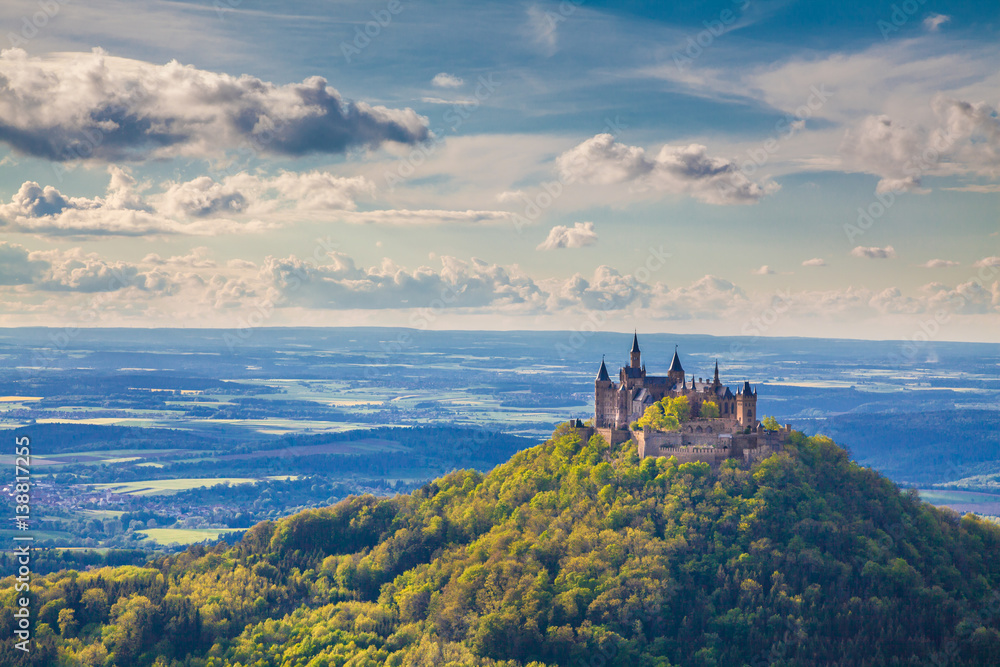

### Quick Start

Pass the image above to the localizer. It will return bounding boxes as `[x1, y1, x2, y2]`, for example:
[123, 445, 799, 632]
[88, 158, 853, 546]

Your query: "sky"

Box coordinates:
[0, 0, 997, 342]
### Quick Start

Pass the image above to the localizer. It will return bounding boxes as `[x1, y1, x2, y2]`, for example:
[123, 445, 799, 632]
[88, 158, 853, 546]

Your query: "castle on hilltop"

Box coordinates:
[595, 333, 757, 430]
[582, 333, 790, 465]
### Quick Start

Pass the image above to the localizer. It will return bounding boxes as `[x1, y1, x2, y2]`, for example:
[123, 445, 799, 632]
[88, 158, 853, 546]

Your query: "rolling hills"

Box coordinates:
[4, 424, 1000, 666]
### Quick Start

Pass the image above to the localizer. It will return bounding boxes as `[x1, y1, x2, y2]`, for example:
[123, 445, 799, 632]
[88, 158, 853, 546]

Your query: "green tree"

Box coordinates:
[761, 415, 780, 431]
[57, 608, 78, 637]
[700, 401, 720, 419]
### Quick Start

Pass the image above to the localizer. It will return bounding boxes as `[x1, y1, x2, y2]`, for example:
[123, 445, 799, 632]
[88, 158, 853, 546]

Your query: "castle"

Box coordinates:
[584, 334, 789, 465]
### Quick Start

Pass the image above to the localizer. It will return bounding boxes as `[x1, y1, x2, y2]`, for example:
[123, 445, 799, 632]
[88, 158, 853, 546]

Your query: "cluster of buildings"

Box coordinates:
[581, 334, 790, 465]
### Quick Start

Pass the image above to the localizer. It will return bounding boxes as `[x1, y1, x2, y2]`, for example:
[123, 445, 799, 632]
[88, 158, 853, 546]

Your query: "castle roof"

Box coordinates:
[668, 347, 684, 372]
[596, 357, 610, 382]
[631, 331, 640, 354]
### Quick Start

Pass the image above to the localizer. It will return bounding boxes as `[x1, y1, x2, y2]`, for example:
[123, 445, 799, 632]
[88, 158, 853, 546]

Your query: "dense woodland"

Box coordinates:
[4, 425, 1000, 666]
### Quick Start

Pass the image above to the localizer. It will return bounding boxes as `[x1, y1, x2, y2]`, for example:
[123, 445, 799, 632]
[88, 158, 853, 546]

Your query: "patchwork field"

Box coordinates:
[138, 528, 244, 545]
[917, 489, 1000, 517]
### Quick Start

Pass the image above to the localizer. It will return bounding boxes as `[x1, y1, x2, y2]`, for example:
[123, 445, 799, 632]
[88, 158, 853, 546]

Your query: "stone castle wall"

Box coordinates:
[566, 421, 788, 468]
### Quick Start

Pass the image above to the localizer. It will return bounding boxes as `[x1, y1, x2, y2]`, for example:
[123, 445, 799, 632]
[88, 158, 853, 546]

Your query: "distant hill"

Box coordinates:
[797, 410, 1000, 486]
[4, 425, 1000, 665]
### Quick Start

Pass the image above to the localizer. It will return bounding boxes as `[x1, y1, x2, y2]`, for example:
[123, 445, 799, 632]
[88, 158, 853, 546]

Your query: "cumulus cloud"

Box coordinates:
[546, 266, 652, 311]
[851, 245, 896, 259]
[0, 168, 373, 236]
[841, 97, 1000, 193]
[431, 73, 464, 88]
[556, 134, 777, 205]
[921, 258, 959, 268]
[974, 257, 1000, 268]
[649, 276, 749, 320]
[27, 247, 177, 293]
[752, 265, 775, 275]
[801, 258, 826, 267]
[537, 222, 597, 250]
[0, 242, 49, 285]
[0, 48, 430, 162]
[143, 247, 217, 268]
[263, 253, 545, 311]
[923, 280, 1000, 315]
[923, 14, 950, 31]
[156, 171, 374, 218]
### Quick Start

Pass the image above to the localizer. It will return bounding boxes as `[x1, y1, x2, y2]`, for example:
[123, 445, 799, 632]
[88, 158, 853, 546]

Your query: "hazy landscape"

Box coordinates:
[1, 327, 997, 555]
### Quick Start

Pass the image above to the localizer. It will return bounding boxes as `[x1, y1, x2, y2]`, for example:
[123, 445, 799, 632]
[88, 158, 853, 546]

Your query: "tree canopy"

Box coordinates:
[3, 424, 1000, 666]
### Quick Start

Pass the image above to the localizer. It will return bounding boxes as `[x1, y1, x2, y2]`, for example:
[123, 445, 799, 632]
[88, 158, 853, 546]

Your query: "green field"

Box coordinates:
[138, 528, 244, 545]
[89, 477, 262, 496]
[88, 475, 299, 496]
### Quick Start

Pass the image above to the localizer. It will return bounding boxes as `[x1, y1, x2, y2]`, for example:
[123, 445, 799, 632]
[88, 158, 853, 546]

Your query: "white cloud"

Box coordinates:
[335, 209, 514, 225]
[840, 97, 1000, 193]
[648, 276, 749, 320]
[263, 253, 546, 311]
[0, 168, 374, 237]
[431, 73, 464, 88]
[143, 247, 217, 268]
[801, 258, 826, 267]
[496, 190, 526, 203]
[27, 247, 174, 293]
[974, 257, 1000, 268]
[851, 245, 896, 259]
[752, 265, 775, 275]
[0, 242, 48, 285]
[545, 266, 652, 311]
[923, 14, 951, 31]
[0, 48, 430, 162]
[556, 134, 777, 205]
[921, 259, 959, 268]
[536, 222, 597, 250]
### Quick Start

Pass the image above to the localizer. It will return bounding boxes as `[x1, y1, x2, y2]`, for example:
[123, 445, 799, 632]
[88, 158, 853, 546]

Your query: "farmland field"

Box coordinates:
[138, 528, 244, 545]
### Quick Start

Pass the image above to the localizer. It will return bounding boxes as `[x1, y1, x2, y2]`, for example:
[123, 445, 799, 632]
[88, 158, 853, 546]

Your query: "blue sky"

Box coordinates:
[0, 0, 997, 341]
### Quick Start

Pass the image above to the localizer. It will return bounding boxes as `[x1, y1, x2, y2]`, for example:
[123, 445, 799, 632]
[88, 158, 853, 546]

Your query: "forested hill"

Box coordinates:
[5, 425, 1000, 666]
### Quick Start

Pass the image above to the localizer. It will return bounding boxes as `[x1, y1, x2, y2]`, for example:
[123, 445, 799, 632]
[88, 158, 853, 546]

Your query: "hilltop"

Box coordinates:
[4, 424, 1000, 666]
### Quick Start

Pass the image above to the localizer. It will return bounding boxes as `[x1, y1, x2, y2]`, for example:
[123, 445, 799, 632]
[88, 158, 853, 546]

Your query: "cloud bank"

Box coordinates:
[0, 48, 430, 162]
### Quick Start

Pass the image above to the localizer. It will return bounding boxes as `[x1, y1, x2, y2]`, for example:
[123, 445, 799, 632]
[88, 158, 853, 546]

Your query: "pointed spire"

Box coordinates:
[596, 355, 610, 382]
[714, 359, 720, 385]
[743, 380, 752, 395]
[668, 345, 684, 372]
[631, 330, 640, 353]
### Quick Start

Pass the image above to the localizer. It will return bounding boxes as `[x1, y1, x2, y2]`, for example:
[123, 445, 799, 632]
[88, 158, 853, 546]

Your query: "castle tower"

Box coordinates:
[594, 356, 613, 427]
[667, 346, 685, 388]
[712, 360, 721, 389]
[736, 380, 757, 427]
[630, 331, 641, 369]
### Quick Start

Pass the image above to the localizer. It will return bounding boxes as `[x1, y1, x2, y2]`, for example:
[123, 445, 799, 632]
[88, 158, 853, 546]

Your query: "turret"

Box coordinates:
[630, 331, 641, 368]
[713, 360, 721, 388]
[596, 356, 610, 383]
[667, 345, 685, 387]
